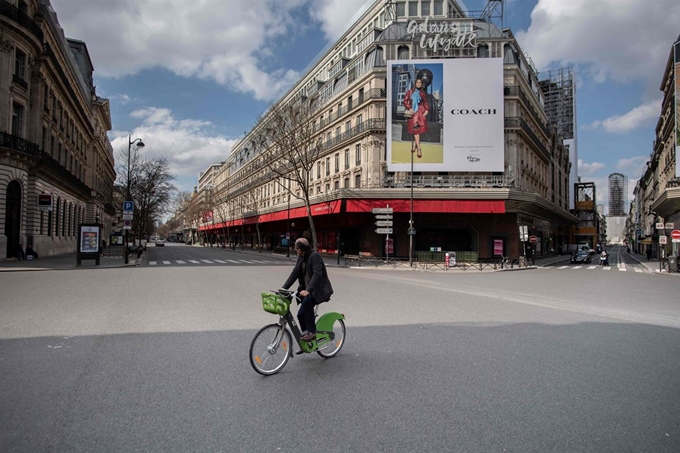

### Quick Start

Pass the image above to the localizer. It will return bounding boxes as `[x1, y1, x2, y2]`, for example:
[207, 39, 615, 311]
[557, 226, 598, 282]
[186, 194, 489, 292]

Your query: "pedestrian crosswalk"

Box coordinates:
[548, 265, 644, 273]
[148, 258, 286, 266]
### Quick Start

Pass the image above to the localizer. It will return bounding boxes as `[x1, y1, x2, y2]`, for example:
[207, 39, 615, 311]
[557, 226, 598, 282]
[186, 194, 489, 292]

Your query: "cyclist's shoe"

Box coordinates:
[295, 348, 304, 355]
[300, 331, 316, 341]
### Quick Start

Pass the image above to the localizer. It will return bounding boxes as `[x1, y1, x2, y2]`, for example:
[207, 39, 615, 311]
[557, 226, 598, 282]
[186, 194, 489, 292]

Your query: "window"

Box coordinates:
[43, 85, 49, 111]
[344, 177, 350, 188]
[434, 1, 443, 15]
[50, 135, 55, 157]
[396, 1, 405, 17]
[355, 144, 362, 165]
[344, 149, 350, 169]
[41, 127, 47, 152]
[345, 121, 351, 132]
[326, 183, 330, 193]
[408, 1, 418, 16]
[356, 114, 363, 126]
[14, 49, 26, 80]
[55, 199, 60, 237]
[335, 153, 339, 173]
[326, 157, 330, 176]
[317, 162, 321, 179]
[11, 103, 24, 137]
[334, 180, 339, 190]
[355, 174, 361, 188]
[421, 1, 430, 15]
[335, 126, 341, 138]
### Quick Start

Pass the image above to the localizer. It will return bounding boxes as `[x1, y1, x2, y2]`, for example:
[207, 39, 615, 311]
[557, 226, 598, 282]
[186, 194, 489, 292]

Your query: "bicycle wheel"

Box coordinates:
[249, 324, 292, 375]
[317, 318, 346, 358]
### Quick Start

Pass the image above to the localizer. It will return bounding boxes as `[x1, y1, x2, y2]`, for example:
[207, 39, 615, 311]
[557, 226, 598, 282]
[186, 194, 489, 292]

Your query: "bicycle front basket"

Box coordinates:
[261, 293, 290, 316]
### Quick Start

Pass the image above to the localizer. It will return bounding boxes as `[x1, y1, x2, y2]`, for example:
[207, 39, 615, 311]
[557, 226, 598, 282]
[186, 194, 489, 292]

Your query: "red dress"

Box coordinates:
[403, 88, 429, 135]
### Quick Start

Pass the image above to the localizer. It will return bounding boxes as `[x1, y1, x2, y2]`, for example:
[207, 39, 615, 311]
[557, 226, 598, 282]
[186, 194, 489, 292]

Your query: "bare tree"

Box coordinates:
[132, 157, 176, 241]
[241, 187, 264, 252]
[257, 97, 324, 248]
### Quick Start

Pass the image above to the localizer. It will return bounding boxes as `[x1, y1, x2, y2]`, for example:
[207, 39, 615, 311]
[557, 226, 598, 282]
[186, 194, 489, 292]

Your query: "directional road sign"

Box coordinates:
[374, 214, 393, 220]
[372, 207, 393, 214]
[375, 227, 393, 234]
[375, 220, 393, 227]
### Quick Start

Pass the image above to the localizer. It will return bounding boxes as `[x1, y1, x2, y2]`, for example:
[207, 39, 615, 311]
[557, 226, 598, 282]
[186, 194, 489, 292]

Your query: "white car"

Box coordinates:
[156, 239, 165, 246]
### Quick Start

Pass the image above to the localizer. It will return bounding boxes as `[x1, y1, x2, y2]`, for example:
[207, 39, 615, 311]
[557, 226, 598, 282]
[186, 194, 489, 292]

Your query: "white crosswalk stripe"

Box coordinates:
[145, 257, 289, 267]
[227, 260, 240, 263]
[587, 266, 597, 269]
[150, 261, 157, 265]
[618, 267, 627, 271]
[176, 260, 185, 264]
[201, 260, 214, 264]
[214, 259, 226, 263]
[163, 260, 171, 265]
[188, 260, 200, 264]
[557, 266, 568, 269]
[635, 268, 643, 273]
[603, 266, 611, 270]
[573, 266, 582, 270]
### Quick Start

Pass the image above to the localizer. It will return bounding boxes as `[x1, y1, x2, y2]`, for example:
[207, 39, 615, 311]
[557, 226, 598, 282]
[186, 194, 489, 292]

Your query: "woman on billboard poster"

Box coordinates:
[403, 70, 432, 159]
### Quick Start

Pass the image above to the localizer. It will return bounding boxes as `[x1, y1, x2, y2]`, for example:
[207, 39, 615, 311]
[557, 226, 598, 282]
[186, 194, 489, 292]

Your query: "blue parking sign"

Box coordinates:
[123, 201, 134, 211]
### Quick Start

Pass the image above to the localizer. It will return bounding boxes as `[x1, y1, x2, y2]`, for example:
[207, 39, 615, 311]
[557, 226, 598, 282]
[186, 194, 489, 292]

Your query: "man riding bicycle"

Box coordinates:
[282, 238, 333, 341]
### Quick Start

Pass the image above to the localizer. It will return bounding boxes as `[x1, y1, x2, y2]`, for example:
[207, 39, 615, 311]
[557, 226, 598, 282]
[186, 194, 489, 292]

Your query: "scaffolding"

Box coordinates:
[538, 67, 575, 140]
[608, 173, 628, 217]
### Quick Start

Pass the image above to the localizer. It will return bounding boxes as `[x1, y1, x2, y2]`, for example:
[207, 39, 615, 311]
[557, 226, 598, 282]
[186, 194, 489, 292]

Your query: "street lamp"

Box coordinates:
[125, 135, 145, 264]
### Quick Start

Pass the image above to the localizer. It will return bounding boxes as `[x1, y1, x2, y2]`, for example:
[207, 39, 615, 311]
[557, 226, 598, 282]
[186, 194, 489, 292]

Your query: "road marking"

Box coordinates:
[557, 266, 568, 269]
[201, 260, 214, 264]
[240, 260, 256, 263]
[573, 266, 582, 269]
[587, 266, 597, 269]
[603, 266, 611, 270]
[227, 260, 240, 263]
[618, 267, 627, 271]
[214, 259, 226, 263]
[176, 260, 185, 264]
[188, 260, 200, 264]
[635, 268, 643, 273]
[150, 261, 157, 266]
[163, 260, 171, 265]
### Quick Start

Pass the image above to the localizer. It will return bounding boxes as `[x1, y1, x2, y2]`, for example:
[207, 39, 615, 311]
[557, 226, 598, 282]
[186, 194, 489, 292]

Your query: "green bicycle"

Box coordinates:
[249, 289, 346, 375]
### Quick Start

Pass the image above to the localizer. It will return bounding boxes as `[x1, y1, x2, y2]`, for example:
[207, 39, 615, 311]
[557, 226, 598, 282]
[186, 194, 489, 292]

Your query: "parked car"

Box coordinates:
[156, 239, 165, 246]
[570, 250, 591, 264]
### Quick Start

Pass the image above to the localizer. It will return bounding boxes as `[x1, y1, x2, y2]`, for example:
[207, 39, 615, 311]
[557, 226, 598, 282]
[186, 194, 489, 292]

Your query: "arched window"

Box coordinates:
[397, 45, 410, 60]
[62, 200, 67, 236]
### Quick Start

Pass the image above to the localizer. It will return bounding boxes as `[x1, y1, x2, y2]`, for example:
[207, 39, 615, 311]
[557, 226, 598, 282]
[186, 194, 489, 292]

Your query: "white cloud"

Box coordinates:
[110, 108, 237, 192]
[577, 159, 605, 176]
[515, 0, 680, 88]
[309, 0, 375, 41]
[585, 98, 661, 133]
[50, 0, 313, 101]
[616, 156, 647, 173]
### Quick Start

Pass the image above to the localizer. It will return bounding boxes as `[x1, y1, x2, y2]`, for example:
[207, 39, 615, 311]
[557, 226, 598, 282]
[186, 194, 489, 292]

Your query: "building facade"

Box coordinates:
[1, 0, 115, 259]
[631, 35, 680, 258]
[192, 0, 576, 261]
[608, 172, 627, 217]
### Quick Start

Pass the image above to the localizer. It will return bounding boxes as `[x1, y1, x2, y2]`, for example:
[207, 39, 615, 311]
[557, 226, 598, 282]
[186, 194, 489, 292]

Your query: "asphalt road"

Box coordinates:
[1, 254, 679, 452]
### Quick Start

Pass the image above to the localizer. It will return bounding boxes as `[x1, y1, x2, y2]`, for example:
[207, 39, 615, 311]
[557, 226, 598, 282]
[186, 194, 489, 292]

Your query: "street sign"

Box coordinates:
[671, 229, 680, 241]
[122, 214, 133, 221]
[656, 223, 665, 229]
[374, 214, 393, 220]
[123, 219, 132, 230]
[123, 201, 134, 212]
[659, 235, 667, 245]
[529, 235, 537, 243]
[37, 194, 53, 211]
[375, 220, 393, 227]
[665, 223, 674, 229]
[375, 227, 393, 234]
[372, 207, 394, 214]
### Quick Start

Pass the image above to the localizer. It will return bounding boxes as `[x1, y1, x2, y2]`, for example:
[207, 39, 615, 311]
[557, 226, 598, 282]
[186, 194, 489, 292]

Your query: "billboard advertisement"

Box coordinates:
[386, 58, 504, 172]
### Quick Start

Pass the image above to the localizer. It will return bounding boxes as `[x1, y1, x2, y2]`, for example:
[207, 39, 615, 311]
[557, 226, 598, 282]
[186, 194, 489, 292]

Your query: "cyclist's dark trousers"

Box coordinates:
[298, 294, 319, 333]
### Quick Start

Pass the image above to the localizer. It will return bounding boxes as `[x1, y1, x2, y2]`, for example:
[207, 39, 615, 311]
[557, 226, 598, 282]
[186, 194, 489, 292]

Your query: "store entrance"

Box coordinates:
[4, 181, 21, 258]
[415, 228, 473, 252]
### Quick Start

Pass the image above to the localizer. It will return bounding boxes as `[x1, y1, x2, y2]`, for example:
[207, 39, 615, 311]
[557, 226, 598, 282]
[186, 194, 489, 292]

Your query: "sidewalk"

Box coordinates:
[626, 249, 680, 275]
[0, 253, 139, 272]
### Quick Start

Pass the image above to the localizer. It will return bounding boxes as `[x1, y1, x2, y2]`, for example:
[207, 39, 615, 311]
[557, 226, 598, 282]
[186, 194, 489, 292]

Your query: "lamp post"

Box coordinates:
[408, 133, 415, 267]
[286, 191, 291, 257]
[125, 135, 145, 264]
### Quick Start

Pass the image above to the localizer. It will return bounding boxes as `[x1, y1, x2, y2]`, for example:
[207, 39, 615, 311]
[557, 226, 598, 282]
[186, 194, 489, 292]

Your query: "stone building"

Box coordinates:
[0, 0, 115, 259]
[194, 0, 576, 260]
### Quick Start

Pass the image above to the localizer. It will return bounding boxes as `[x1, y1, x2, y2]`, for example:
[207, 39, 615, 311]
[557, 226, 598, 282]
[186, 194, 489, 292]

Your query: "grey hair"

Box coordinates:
[295, 237, 310, 251]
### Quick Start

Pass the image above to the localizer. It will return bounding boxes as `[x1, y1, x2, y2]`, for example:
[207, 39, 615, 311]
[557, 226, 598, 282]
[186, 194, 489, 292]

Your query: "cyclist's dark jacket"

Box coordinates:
[283, 250, 333, 302]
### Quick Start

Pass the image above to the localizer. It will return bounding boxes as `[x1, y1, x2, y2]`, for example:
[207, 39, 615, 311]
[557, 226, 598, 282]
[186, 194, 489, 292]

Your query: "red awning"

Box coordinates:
[345, 199, 505, 213]
[201, 200, 341, 230]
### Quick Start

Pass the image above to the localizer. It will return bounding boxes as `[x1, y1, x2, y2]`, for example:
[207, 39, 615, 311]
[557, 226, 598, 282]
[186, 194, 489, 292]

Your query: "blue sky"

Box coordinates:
[49, 0, 679, 208]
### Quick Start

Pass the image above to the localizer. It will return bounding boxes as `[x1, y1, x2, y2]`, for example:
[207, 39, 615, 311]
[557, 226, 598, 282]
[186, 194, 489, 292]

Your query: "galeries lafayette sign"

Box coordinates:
[407, 18, 477, 53]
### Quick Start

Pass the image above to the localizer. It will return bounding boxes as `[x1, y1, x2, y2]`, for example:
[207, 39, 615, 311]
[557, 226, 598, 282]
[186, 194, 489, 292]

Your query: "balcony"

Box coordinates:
[12, 73, 28, 90]
[384, 173, 511, 189]
[0, 0, 44, 42]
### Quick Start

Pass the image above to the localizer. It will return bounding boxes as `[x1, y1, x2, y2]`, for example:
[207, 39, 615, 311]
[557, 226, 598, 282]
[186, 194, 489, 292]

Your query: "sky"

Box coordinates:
[48, 0, 680, 209]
